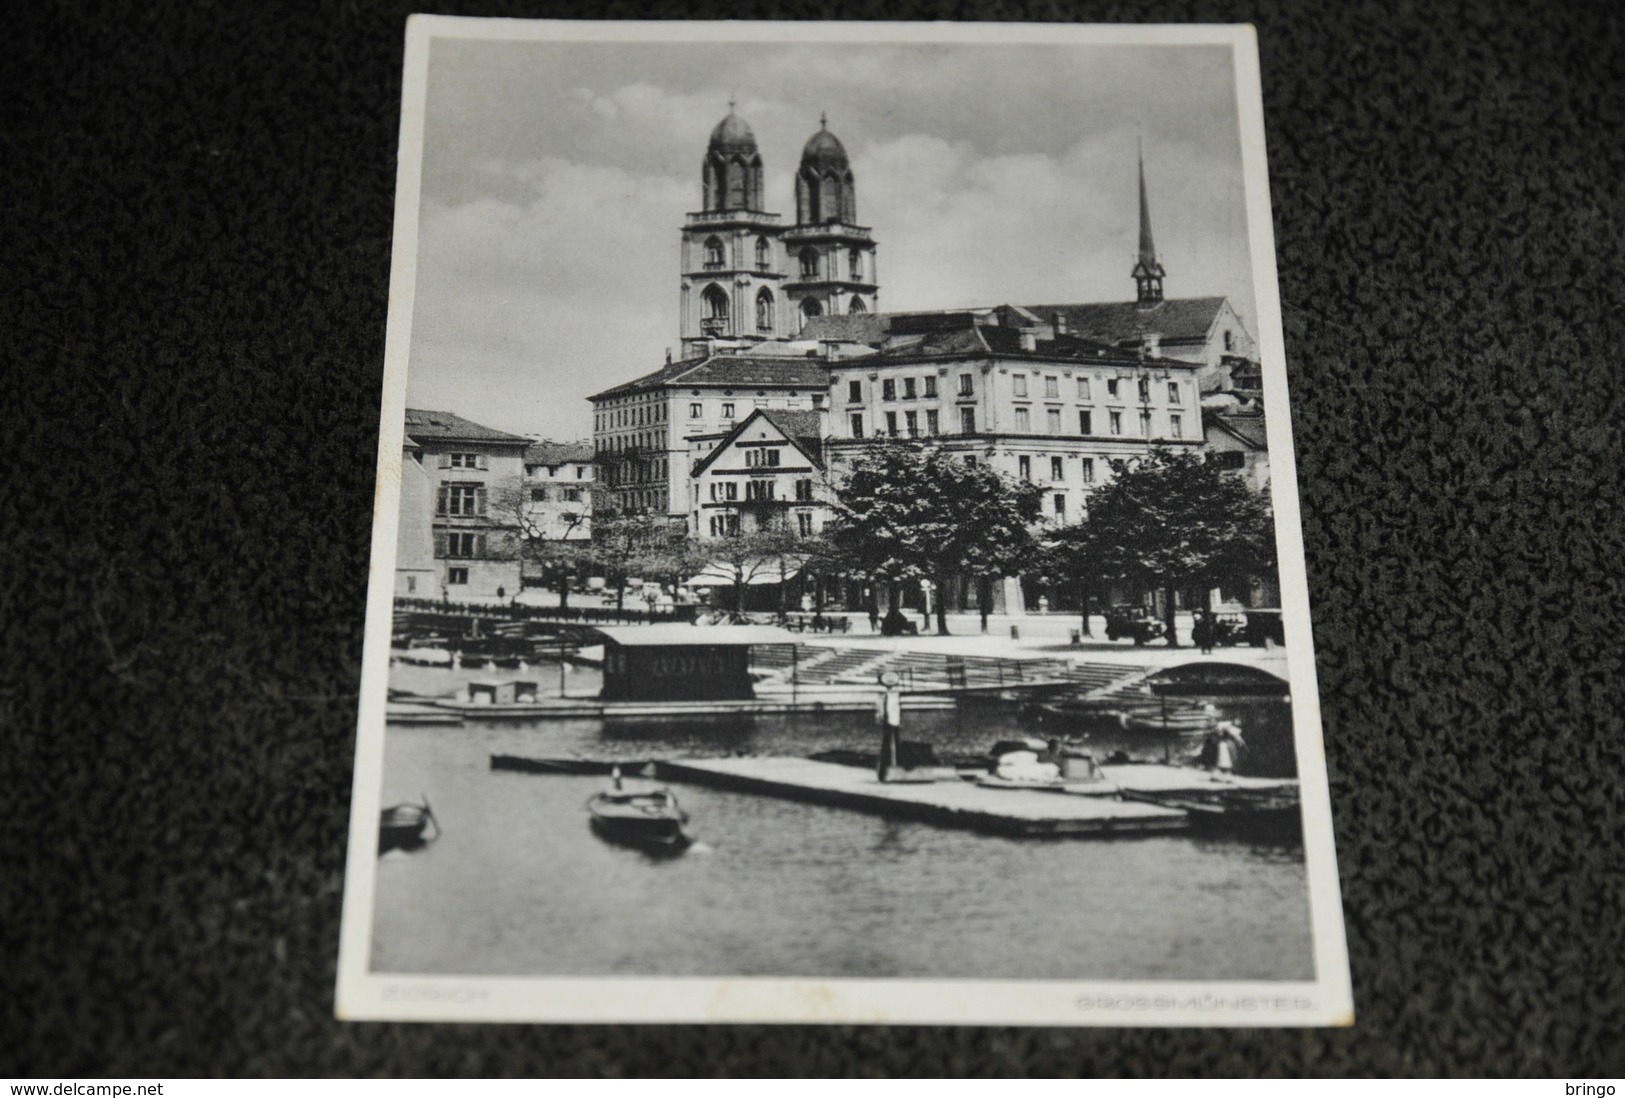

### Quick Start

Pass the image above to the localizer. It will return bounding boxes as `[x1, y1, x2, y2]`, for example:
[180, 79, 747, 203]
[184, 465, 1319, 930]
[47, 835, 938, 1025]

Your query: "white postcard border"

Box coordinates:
[335, 16, 1354, 1027]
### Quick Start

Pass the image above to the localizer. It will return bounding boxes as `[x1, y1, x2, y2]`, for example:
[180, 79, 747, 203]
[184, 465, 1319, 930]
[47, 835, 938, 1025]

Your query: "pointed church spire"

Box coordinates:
[1132, 138, 1166, 307]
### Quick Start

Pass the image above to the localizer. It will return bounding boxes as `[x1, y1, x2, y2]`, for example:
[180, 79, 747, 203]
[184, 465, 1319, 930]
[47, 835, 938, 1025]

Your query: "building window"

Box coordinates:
[448, 567, 469, 585]
[1107, 379, 1120, 398]
[406, 575, 416, 593]
[795, 478, 814, 501]
[1223, 330, 1234, 352]
[1044, 376, 1059, 398]
[1046, 408, 1062, 434]
[563, 488, 582, 502]
[1140, 411, 1152, 436]
[1012, 374, 1028, 398]
[903, 377, 916, 399]
[1168, 381, 1181, 403]
[1014, 407, 1030, 432]
[797, 512, 814, 536]
[1170, 413, 1183, 438]
[1054, 493, 1066, 516]
[1077, 377, 1090, 399]
[448, 452, 481, 469]
[756, 236, 770, 272]
[924, 375, 938, 398]
[799, 248, 819, 279]
[701, 284, 730, 336]
[746, 480, 776, 501]
[848, 379, 862, 403]
[1079, 410, 1092, 435]
[965, 455, 977, 468]
[958, 373, 974, 397]
[1109, 411, 1122, 435]
[882, 378, 896, 401]
[745, 448, 780, 468]
[1050, 457, 1064, 481]
[1138, 377, 1151, 403]
[756, 289, 774, 333]
[531, 487, 548, 502]
[690, 402, 702, 418]
[576, 465, 586, 479]
[885, 410, 898, 436]
[849, 296, 867, 314]
[721, 402, 735, 418]
[925, 409, 939, 435]
[849, 249, 862, 279]
[850, 412, 864, 438]
[438, 483, 485, 516]
[724, 482, 738, 501]
[1018, 456, 1031, 481]
[959, 407, 976, 434]
[1081, 457, 1095, 483]
[799, 297, 823, 328]
[905, 410, 918, 437]
[446, 532, 482, 558]
[704, 236, 725, 269]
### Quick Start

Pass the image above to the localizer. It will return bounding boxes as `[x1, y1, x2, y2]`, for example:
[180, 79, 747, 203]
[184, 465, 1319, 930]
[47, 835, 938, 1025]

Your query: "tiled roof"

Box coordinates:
[800, 314, 891, 343]
[670, 354, 829, 389]
[523, 440, 594, 465]
[1206, 409, 1269, 450]
[1025, 297, 1230, 344]
[587, 356, 710, 401]
[693, 408, 825, 476]
[403, 408, 530, 444]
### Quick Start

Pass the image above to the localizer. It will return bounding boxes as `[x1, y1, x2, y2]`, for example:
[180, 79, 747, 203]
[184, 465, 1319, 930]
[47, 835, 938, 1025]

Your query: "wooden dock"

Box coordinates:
[656, 757, 1189, 837]
[419, 691, 959, 720]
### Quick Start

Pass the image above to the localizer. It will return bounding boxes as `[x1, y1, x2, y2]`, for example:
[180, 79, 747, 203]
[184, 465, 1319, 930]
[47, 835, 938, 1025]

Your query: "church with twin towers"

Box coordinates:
[679, 105, 879, 357]
[590, 102, 1264, 581]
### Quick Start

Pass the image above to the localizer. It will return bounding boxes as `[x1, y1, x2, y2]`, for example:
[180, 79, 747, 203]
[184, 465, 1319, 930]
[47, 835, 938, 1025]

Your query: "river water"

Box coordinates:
[371, 680, 1315, 982]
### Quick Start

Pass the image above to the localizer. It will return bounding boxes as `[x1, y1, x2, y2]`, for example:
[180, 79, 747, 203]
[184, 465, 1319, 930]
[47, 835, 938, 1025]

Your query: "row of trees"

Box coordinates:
[489, 444, 1277, 645]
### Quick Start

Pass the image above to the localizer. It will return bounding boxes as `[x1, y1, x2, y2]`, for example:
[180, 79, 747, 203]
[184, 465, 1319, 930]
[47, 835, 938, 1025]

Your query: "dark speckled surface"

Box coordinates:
[3, 0, 1623, 1078]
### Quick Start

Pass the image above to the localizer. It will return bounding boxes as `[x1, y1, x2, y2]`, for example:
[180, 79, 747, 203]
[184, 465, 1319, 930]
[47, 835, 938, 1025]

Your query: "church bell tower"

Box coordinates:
[782, 114, 880, 333]
[679, 104, 787, 358]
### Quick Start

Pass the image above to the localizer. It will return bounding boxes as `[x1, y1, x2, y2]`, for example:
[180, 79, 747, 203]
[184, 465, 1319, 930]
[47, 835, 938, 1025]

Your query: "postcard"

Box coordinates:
[335, 17, 1352, 1026]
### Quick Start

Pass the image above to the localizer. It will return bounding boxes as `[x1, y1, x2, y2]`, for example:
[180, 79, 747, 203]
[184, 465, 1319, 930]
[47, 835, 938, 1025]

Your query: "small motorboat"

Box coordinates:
[379, 795, 440, 853]
[1120, 704, 1217, 736]
[586, 773, 691, 852]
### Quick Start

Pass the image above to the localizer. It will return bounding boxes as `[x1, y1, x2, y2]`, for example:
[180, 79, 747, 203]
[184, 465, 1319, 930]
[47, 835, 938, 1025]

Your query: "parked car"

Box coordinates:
[1105, 607, 1166, 645]
[1243, 609, 1285, 647]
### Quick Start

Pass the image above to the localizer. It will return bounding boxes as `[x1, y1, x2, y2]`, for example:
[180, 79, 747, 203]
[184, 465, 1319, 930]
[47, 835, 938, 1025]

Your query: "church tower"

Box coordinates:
[1131, 142, 1165, 307]
[680, 105, 787, 357]
[782, 115, 879, 332]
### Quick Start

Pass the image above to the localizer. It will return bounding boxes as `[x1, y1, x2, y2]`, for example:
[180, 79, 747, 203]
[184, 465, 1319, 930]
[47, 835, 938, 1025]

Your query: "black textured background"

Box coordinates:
[4, 0, 1623, 1078]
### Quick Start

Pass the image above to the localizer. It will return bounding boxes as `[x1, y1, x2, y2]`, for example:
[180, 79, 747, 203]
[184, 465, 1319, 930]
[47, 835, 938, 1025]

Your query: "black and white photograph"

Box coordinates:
[336, 18, 1352, 1026]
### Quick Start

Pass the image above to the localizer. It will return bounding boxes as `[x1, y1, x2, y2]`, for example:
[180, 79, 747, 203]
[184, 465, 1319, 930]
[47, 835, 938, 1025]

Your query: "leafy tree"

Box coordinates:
[1050, 448, 1276, 646]
[825, 442, 1043, 635]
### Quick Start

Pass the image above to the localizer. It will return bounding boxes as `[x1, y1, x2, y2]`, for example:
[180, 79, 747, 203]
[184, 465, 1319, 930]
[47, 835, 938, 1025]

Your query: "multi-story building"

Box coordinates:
[589, 347, 829, 522]
[395, 433, 438, 598]
[522, 440, 594, 540]
[687, 409, 832, 539]
[402, 408, 528, 599]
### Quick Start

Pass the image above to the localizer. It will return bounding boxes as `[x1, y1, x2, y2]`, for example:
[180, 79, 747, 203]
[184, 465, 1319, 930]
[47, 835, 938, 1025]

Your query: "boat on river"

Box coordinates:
[379, 795, 440, 853]
[586, 778, 691, 852]
[1120, 704, 1217, 735]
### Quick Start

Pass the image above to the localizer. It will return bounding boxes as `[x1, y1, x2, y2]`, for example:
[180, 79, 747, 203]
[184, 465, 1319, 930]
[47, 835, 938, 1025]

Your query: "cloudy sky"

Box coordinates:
[402, 34, 1258, 441]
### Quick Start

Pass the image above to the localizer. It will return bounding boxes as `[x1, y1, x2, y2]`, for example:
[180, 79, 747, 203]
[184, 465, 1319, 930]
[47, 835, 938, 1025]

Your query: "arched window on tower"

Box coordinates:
[756, 288, 775, 334]
[725, 156, 747, 209]
[702, 284, 731, 337]
[849, 248, 862, 280]
[799, 297, 823, 332]
[755, 237, 770, 272]
[820, 171, 842, 222]
[848, 296, 867, 314]
[749, 154, 764, 210]
[842, 171, 856, 223]
[799, 248, 820, 280]
[704, 237, 725, 270]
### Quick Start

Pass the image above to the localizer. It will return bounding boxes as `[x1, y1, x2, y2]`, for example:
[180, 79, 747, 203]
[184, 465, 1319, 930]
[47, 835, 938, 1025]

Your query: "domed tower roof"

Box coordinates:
[800, 115, 849, 169]
[708, 107, 758, 152]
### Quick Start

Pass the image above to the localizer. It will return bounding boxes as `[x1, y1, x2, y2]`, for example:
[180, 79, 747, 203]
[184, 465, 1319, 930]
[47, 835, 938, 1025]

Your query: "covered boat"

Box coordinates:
[586, 778, 691, 852]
